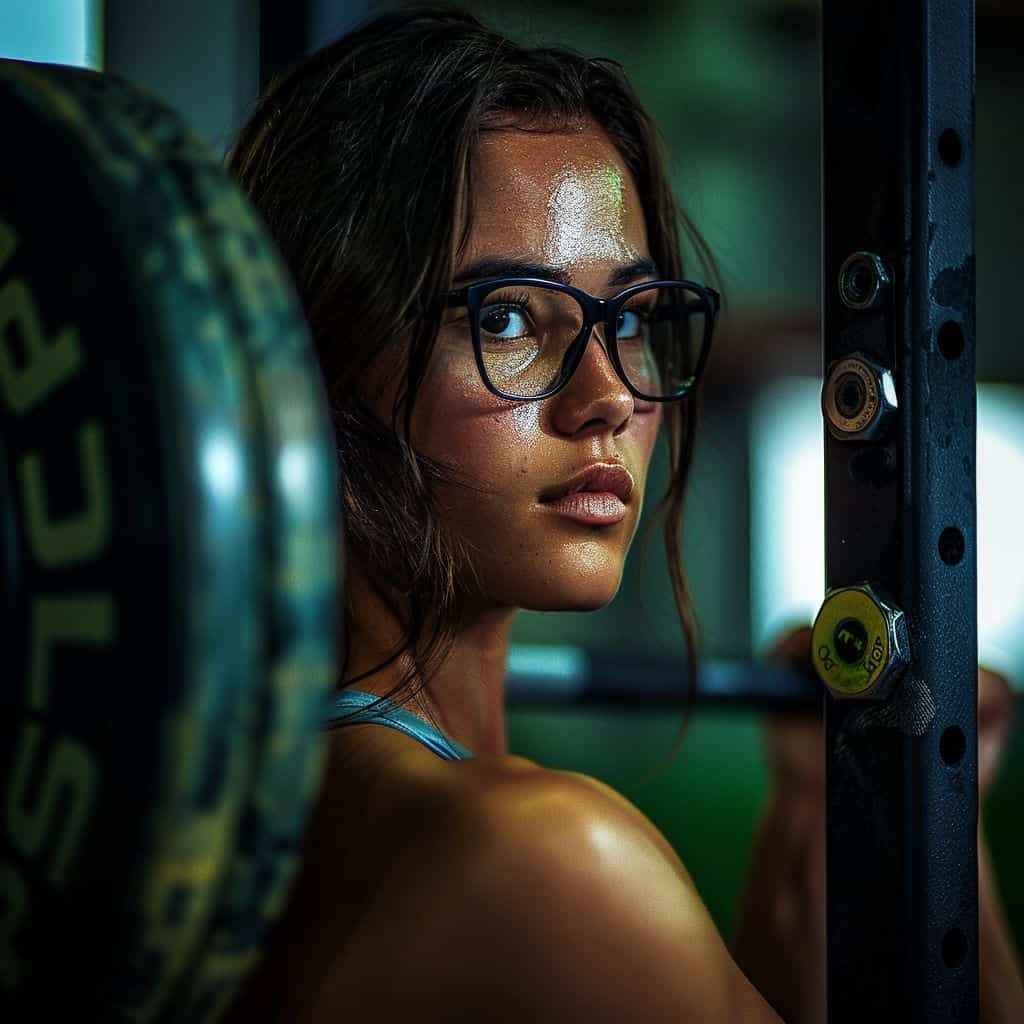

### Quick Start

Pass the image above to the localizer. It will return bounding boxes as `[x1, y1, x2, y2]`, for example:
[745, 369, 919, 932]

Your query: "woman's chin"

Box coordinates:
[478, 540, 629, 611]
[517, 576, 624, 613]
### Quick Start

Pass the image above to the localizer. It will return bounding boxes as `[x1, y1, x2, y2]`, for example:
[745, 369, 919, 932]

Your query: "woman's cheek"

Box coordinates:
[411, 347, 489, 457]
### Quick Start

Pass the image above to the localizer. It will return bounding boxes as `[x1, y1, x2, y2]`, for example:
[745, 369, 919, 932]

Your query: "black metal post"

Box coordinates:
[821, 1, 978, 1020]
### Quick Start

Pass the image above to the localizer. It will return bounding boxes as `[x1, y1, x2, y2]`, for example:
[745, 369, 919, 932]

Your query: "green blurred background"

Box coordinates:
[4, 0, 1021, 951]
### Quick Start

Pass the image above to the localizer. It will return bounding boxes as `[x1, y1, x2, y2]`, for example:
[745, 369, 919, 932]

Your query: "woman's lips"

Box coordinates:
[540, 491, 627, 525]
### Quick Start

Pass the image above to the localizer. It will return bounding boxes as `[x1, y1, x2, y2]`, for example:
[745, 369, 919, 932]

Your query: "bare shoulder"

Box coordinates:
[331, 758, 783, 1023]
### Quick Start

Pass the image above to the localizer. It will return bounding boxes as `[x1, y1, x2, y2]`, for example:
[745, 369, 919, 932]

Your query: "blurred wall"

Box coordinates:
[0, 0, 102, 67]
[104, 0, 259, 156]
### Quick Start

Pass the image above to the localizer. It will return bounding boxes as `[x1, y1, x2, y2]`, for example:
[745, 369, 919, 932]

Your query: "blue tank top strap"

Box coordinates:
[327, 688, 475, 761]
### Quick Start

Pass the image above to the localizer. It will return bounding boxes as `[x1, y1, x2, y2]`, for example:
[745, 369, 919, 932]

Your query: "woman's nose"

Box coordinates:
[551, 322, 634, 435]
[577, 322, 624, 388]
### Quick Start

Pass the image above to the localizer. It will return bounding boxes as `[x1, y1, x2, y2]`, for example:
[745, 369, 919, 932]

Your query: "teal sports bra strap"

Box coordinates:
[327, 689, 475, 761]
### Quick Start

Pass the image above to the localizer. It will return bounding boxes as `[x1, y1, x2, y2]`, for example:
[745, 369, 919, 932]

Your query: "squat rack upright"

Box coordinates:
[818, 0, 978, 1019]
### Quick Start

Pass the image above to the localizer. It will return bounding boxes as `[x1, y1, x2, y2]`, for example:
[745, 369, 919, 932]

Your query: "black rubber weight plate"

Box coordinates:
[0, 59, 340, 1022]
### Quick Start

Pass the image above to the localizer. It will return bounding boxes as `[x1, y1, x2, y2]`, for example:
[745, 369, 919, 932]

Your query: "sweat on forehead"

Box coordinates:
[467, 128, 646, 270]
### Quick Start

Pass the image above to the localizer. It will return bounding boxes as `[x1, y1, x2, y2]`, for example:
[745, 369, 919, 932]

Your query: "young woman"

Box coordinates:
[222, 7, 1024, 1021]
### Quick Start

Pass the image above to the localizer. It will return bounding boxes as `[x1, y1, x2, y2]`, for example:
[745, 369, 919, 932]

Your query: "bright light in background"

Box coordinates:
[0, 0, 103, 70]
[977, 386, 1024, 682]
[507, 645, 587, 683]
[750, 379, 1024, 689]
[750, 378, 824, 654]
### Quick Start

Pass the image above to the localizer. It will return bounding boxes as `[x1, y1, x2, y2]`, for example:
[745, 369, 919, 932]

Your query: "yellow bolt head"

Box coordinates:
[811, 583, 910, 699]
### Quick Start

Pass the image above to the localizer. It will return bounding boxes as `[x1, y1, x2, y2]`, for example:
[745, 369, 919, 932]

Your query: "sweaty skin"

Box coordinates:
[345, 117, 662, 755]
[542, 160, 640, 267]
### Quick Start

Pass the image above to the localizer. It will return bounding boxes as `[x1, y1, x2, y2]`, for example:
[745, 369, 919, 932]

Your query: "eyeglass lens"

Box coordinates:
[476, 283, 707, 399]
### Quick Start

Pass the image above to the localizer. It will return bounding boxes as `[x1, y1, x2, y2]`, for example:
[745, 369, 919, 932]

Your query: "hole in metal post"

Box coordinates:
[942, 928, 968, 968]
[939, 128, 963, 167]
[940, 726, 966, 766]
[938, 527, 965, 566]
[938, 321, 964, 360]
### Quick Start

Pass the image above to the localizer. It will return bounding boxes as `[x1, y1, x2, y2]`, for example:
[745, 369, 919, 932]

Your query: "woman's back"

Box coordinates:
[223, 706, 782, 1023]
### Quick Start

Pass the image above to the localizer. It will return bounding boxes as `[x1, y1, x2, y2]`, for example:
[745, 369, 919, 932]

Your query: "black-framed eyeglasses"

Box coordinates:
[444, 277, 720, 403]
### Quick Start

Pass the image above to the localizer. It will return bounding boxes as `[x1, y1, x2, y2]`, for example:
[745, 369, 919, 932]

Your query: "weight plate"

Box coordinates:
[0, 59, 339, 1022]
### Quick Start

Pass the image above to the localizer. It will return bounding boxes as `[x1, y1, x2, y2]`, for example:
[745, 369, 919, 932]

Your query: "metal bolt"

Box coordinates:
[839, 251, 892, 311]
[822, 352, 898, 442]
[811, 583, 911, 700]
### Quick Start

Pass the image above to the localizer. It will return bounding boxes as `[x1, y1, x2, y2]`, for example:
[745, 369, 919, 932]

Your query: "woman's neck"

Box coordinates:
[342, 570, 517, 757]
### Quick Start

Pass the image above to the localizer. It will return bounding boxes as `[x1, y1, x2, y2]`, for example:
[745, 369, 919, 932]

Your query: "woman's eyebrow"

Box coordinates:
[452, 256, 660, 287]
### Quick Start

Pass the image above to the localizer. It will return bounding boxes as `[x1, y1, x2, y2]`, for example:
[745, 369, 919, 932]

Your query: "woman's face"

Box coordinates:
[379, 120, 662, 611]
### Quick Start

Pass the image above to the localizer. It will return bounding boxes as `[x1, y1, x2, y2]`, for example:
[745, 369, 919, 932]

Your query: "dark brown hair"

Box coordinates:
[226, 4, 720, 752]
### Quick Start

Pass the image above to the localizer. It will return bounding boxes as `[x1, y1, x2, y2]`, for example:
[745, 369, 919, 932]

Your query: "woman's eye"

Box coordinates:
[617, 309, 645, 339]
[480, 304, 530, 339]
